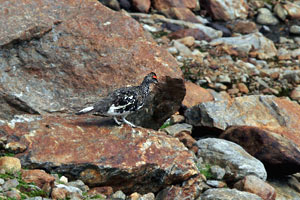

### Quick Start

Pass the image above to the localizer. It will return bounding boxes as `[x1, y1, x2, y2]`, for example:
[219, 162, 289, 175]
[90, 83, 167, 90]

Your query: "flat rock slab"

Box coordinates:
[186, 95, 300, 175]
[0, 114, 198, 193]
[0, 0, 182, 116]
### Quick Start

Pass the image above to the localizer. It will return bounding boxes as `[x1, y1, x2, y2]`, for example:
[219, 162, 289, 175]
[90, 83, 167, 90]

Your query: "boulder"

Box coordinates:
[185, 95, 300, 175]
[234, 175, 276, 200]
[21, 169, 55, 193]
[0, 0, 183, 127]
[1, 115, 198, 194]
[196, 138, 267, 182]
[200, 0, 249, 21]
[210, 33, 277, 59]
[198, 188, 262, 200]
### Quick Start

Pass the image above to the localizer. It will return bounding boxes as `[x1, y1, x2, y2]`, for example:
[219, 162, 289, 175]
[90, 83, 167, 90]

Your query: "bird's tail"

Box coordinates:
[75, 106, 95, 115]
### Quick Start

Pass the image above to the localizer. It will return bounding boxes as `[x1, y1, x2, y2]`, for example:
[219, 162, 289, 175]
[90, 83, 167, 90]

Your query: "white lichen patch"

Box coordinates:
[7, 114, 41, 129]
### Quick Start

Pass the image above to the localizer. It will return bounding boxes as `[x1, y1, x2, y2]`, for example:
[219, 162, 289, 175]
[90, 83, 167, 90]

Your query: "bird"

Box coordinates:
[76, 72, 158, 127]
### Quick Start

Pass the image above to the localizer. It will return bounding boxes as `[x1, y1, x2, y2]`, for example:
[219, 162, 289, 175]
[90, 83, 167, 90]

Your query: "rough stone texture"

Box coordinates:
[234, 175, 276, 200]
[0, 156, 21, 173]
[198, 188, 262, 200]
[21, 169, 55, 192]
[186, 95, 300, 175]
[152, 0, 197, 11]
[228, 20, 257, 34]
[256, 8, 279, 25]
[87, 186, 113, 196]
[183, 82, 214, 108]
[163, 123, 192, 136]
[168, 28, 212, 41]
[268, 177, 300, 200]
[283, 1, 300, 19]
[156, 174, 205, 200]
[0, 115, 198, 194]
[196, 138, 267, 182]
[201, 0, 249, 21]
[51, 187, 69, 200]
[221, 126, 300, 175]
[161, 7, 200, 23]
[210, 33, 277, 59]
[132, 0, 151, 13]
[0, 0, 182, 123]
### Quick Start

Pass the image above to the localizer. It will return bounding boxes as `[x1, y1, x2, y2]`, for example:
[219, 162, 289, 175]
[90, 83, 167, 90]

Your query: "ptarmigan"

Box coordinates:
[76, 72, 158, 127]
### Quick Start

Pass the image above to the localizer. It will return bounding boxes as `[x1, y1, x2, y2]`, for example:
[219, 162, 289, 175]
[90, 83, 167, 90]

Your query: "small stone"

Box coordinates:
[256, 8, 279, 25]
[270, 72, 280, 80]
[51, 187, 69, 200]
[237, 83, 249, 94]
[67, 180, 89, 193]
[206, 180, 227, 188]
[0, 157, 21, 173]
[173, 40, 193, 57]
[175, 132, 198, 153]
[167, 47, 178, 55]
[112, 190, 126, 199]
[163, 123, 193, 136]
[129, 192, 141, 200]
[5, 142, 27, 153]
[170, 114, 185, 124]
[228, 88, 239, 95]
[0, 178, 4, 185]
[214, 83, 227, 91]
[132, 0, 151, 13]
[210, 165, 226, 180]
[59, 176, 68, 184]
[279, 36, 294, 44]
[217, 74, 231, 84]
[88, 186, 113, 196]
[177, 36, 195, 47]
[139, 192, 155, 200]
[2, 178, 19, 191]
[4, 188, 21, 200]
[273, 3, 287, 21]
[290, 86, 300, 101]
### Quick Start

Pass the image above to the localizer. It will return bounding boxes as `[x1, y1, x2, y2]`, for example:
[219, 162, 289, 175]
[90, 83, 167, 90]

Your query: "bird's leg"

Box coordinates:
[122, 116, 136, 128]
[113, 116, 122, 126]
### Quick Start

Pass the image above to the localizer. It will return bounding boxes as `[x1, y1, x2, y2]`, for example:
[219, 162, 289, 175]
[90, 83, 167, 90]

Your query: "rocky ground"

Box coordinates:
[0, 0, 300, 199]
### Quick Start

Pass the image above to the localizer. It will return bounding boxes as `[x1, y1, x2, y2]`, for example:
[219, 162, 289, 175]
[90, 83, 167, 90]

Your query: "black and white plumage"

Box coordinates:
[76, 72, 158, 127]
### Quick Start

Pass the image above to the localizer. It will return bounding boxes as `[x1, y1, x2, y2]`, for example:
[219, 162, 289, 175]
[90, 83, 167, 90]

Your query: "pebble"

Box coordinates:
[2, 179, 19, 191]
[59, 176, 68, 184]
[256, 8, 279, 25]
[206, 180, 227, 188]
[210, 165, 226, 180]
[112, 190, 126, 199]
[290, 25, 300, 35]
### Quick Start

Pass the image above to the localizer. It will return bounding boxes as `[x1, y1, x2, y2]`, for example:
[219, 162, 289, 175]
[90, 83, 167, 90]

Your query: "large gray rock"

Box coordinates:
[198, 188, 262, 200]
[256, 8, 279, 25]
[196, 138, 267, 181]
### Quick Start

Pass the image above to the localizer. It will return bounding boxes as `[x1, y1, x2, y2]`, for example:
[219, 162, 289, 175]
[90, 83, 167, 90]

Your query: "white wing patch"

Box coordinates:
[79, 106, 94, 113]
[107, 104, 128, 116]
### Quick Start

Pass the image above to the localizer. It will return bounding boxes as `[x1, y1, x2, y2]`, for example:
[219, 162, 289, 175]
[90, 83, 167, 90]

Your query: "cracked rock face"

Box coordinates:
[0, 0, 182, 121]
[0, 114, 198, 194]
[186, 95, 300, 175]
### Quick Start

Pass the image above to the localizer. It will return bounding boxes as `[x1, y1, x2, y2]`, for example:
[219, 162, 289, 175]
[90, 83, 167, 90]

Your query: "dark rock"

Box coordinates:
[1, 115, 198, 194]
[98, 0, 121, 10]
[119, 0, 131, 10]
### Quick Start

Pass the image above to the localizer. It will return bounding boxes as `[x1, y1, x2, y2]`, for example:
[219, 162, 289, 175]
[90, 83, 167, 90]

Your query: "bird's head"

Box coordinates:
[143, 72, 158, 85]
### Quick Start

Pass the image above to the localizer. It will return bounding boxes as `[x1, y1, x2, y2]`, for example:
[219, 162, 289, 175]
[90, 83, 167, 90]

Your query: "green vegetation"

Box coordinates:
[159, 120, 171, 130]
[1, 153, 16, 157]
[151, 31, 168, 39]
[0, 171, 47, 199]
[197, 163, 214, 179]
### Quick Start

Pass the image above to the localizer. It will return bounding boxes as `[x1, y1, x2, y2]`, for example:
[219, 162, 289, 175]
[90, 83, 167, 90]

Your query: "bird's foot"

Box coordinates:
[113, 117, 122, 126]
[122, 117, 136, 128]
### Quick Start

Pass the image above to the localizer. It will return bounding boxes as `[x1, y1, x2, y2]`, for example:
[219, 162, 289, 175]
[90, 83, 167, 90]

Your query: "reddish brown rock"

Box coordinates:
[51, 187, 69, 200]
[183, 81, 214, 108]
[156, 174, 205, 200]
[283, 2, 300, 19]
[161, 7, 200, 23]
[228, 20, 257, 34]
[88, 186, 113, 196]
[21, 169, 55, 192]
[132, 0, 151, 13]
[0, 0, 182, 125]
[1, 115, 197, 194]
[201, 0, 249, 21]
[152, 0, 197, 11]
[168, 28, 212, 41]
[186, 95, 300, 175]
[234, 175, 276, 200]
[175, 132, 198, 153]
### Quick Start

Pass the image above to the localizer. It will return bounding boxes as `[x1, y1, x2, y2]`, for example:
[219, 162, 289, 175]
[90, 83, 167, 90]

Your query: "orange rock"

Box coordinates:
[51, 187, 69, 200]
[21, 169, 55, 192]
[234, 175, 276, 200]
[152, 0, 197, 11]
[183, 81, 214, 108]
[132, 0, 151, 12]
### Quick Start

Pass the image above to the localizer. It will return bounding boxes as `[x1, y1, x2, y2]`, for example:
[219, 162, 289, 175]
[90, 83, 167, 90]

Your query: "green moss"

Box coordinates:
[159, 120, 171, 130]
[198, 164, 214, 179]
